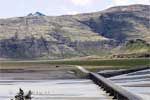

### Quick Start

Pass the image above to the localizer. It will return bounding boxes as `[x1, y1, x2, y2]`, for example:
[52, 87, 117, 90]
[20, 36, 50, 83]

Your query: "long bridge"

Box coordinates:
[76, 66, 147, 100]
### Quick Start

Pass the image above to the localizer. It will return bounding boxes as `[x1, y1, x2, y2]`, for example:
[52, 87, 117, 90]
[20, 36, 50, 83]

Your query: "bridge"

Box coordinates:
[76, 66, 147, 100]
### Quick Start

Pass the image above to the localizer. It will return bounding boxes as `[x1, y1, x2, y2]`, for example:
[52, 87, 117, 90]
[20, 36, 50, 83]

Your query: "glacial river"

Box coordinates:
[0, 68, 149, 100]
[0, 79, 111, 100]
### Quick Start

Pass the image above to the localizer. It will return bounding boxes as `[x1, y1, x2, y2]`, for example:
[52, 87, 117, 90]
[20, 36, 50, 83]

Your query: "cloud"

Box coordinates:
[70, 0, 93, 6]
[67, 11, 79, 15]
[60, 7, 79, 15]
[112, 0, 131, 5]
[112, 0, 150, 5]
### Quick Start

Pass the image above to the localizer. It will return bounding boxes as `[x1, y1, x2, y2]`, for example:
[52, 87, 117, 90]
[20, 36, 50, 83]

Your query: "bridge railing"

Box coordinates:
[89, 72, 144, 100]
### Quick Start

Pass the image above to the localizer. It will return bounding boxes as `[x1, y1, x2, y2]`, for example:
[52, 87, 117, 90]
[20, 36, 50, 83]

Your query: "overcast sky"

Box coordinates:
[0, 0, 149, 18]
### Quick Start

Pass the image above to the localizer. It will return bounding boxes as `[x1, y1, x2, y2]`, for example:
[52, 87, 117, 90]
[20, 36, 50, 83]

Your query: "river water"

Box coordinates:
[0, 67, 149, 100]
[108, 69, 150, 100]
[0, 79, 112, 100]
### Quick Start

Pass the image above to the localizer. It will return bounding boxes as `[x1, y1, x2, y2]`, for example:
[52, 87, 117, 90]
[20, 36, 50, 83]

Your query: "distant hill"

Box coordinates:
[0, 4, 149, 59]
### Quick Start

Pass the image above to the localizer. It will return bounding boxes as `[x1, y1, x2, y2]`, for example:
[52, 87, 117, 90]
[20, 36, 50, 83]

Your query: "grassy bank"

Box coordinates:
[0, 58, 149, 70]
[48, 58, 150, 66]
[49, 58, 150, 70]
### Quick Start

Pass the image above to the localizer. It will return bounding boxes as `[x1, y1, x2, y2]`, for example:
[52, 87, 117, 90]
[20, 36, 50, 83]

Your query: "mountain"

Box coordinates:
[27, 12, 45, 17]
[0, 4, 149, 59]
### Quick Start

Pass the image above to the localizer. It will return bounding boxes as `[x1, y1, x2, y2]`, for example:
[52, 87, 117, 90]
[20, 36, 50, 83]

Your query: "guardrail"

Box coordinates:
[89, 72, 144, 100]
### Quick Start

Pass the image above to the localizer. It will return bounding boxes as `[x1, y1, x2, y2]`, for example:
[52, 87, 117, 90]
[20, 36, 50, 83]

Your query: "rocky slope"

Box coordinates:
[0, 4, 149, 59]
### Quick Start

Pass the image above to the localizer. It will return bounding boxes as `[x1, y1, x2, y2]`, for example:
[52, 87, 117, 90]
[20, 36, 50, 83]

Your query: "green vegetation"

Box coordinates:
[124, 39, 150, 54]
[48, 58, 150, 67]
[112, 39, 150, 58]
[1, 58, 149, 70]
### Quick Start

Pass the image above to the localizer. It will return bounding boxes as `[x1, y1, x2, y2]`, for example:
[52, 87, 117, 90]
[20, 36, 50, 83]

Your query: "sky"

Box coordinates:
[0, 0, 149, 18]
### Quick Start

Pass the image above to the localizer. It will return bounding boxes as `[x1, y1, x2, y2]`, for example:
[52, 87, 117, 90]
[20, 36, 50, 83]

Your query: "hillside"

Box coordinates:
[0, 4, 149, 59]
[113, 39, 150, 58]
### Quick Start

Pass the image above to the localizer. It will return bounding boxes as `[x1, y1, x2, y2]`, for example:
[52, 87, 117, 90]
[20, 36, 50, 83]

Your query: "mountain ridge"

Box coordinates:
[0, 4, 149, 59]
